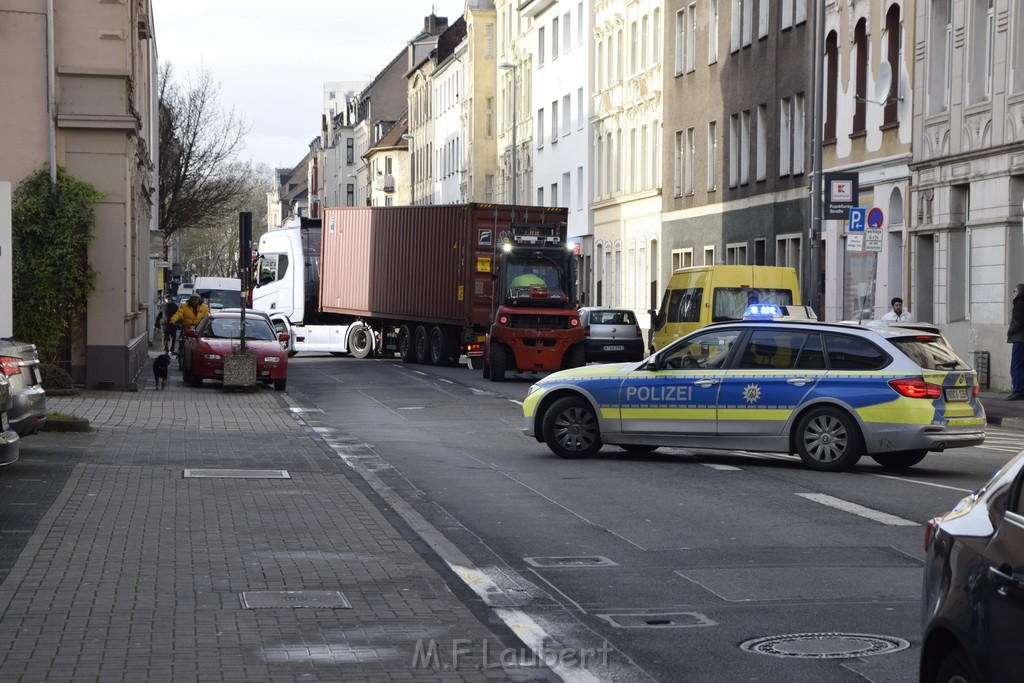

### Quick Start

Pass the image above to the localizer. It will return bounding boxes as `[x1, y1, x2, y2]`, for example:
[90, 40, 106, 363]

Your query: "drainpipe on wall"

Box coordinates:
[47, 0, 56, 185]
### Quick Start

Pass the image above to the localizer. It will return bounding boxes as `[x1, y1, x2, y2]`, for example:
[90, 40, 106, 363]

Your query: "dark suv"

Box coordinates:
[920, 447, 1024, 682]
[0, 339, 47, 436]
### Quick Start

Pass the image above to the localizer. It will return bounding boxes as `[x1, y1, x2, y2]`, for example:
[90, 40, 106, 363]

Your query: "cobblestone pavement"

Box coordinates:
[0, 355, 543, 682]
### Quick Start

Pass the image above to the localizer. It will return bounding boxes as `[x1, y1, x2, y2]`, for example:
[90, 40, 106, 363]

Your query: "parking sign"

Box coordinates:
[849, 208, 866, 232]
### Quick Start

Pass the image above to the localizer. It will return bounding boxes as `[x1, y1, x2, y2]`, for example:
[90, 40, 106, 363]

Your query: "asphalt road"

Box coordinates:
[284, 353, 1021, 683]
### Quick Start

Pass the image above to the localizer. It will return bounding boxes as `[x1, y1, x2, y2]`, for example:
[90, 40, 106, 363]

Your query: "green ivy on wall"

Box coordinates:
[11, 167, 101, 361]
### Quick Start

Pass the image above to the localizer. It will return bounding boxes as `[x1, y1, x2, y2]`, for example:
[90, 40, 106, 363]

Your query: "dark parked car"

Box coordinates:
[578, 307, 645, 363]
[0, 374, 20, 467]
[181, 311, 289, 390]
[920, 448, 1024, 682]
[0, 339, 47, 436]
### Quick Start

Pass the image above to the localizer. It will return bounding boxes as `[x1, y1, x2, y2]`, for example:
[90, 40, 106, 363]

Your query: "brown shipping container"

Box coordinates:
[319, 205, 569, 328]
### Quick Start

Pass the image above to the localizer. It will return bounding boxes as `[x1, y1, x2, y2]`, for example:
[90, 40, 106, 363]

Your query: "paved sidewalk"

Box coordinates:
[980, 391, 1024, 431]
[0, 354, 541, 682]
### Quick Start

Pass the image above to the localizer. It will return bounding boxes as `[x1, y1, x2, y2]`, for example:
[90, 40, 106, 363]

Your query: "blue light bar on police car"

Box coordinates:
[743, 304, 818, 321]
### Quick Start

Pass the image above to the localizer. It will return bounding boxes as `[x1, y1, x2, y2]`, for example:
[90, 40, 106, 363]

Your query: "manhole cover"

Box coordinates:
[241, 591, 352, 609]
[599, 612, 716, 628]
[740, 633, 910, 659]
[184, 469, 290, 479]
[523, 556, 617, 568]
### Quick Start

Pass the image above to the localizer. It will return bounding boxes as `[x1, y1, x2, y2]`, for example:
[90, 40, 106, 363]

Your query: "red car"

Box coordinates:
[181, 312, 289, 390]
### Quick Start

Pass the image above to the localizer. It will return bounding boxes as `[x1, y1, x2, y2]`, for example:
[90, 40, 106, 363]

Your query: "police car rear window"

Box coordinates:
[890, 337, 967, 371]
[823, 334, 890, 371]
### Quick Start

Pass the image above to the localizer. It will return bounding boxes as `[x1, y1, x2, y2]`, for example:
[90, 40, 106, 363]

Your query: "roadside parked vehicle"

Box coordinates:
[193, 276, 243, 310]
[0, 339, 47, 436]
[578, 308, 645, 363]
[522, 307, 985, 470]
[181, 311, 289, 390]
[0, 374, 20, 467]
[920, 447, 1024, 682]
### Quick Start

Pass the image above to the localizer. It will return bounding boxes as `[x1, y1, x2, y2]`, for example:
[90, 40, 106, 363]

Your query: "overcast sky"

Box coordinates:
[152, 1, 467, 172]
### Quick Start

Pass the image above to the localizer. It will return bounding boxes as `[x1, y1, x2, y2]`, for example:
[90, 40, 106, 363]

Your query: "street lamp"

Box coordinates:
[499, 61, 518, 203]
[401, 133, 415, 205]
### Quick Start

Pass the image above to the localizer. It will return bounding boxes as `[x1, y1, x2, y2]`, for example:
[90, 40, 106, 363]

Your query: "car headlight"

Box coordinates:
[203, 353, 222, 360]
[527, 384, 544, 396]
[263, 356, 281, 363]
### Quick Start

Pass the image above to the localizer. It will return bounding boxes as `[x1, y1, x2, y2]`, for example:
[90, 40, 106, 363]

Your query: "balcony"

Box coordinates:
[373, 174, 395, 193]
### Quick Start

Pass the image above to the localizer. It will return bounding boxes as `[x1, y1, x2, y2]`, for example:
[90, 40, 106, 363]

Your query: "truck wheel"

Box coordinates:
[429, 327, 457, 366]
[414, 326, 431, 364]
[542, 396, 602, 458]
[398, 325, 416, 362]
[489, 343, 507, 381]
[348, 326, 374, 359]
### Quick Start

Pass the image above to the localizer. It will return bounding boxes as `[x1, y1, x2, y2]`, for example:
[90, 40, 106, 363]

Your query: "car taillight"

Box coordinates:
[635, 326, 643, 338]
[973, 384, 979, 398]
[583, 325, 590, 336]
[0, 356, 22, 377]
[924, 518, 939, 552]
[888, 377, 942, 399]
[498, 315, 509, 325]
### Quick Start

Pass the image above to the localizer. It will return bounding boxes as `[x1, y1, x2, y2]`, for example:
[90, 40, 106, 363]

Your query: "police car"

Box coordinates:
[522, 305, 986, 471]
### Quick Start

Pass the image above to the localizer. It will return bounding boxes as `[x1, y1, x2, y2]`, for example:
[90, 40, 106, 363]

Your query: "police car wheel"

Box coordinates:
[870, 450, 928, 469]
[543, 396, 601, 458]
[795, 407, 863, 471]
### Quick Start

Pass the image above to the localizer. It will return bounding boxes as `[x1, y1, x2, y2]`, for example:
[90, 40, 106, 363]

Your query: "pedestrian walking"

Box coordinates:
[881, 297, 913, 322]
[155, 296, 180, 352]
[1006, 283, 1024, 400]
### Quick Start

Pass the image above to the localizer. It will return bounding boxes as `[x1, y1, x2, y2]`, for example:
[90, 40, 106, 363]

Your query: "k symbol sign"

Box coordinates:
[849, 208, 866, 232]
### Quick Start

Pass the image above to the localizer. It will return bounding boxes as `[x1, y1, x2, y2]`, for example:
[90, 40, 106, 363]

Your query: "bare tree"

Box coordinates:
[158, 64, 251, 253]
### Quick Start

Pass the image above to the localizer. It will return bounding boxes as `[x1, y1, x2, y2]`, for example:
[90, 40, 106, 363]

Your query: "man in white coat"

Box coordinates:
[881, 297, 913, 322]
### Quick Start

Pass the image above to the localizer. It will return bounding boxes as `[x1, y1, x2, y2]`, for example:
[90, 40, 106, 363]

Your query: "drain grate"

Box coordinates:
[740, 633, 910, 659]
[524, 555, 617, 568]
[598, 612, 716, 629]
[241, 590, 351, 609]
[184, 469, 290, 479]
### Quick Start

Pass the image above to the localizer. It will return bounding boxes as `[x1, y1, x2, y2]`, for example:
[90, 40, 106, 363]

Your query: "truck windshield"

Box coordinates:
[712, 288, 794, 322]
[504, 257, 569, 306]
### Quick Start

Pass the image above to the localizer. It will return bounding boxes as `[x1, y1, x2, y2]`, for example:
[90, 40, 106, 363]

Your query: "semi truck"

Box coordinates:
[251, 205, 585, 380]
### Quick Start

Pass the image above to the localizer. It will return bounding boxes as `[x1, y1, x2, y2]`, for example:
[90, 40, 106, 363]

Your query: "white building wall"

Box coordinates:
[433, 45, 468, 204]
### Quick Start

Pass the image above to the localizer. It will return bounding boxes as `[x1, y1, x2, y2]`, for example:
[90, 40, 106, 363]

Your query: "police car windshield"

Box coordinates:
[713, 288, 794, 322]
[889, 336, 967, 372]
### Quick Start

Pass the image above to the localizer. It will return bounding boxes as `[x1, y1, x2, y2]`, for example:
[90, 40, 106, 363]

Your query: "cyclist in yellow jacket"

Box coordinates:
[169, 295, 210, 328]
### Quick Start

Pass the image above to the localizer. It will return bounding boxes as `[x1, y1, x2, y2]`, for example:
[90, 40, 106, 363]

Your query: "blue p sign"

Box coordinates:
[849, 207, 866, 232]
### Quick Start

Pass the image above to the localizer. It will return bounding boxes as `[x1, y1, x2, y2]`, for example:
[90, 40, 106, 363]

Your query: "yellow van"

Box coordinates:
[649, 265, 801, 351]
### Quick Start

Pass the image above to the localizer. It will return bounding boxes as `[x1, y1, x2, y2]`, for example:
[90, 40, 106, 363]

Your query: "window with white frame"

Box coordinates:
[630, 21, 638, 73]
[742, 0, 752, 45]
[729, 114, 740, 188]
[927, 0, 953, 112]
[758, 0, 769, 37]
[703, 245, 716, 266]
[686, 4, 697, 71]
[577, 167, 583, 209]
[642, 15, 650, 68]
[551, 183, 558, 206]
[562, 172, 571, 208]
[485, 23, 494, 57]
[562, 95, 571, 135]
[641, 124, 649, 188]
[726, 242, 748, 265]
[740, 110, 750, 184]
[537, 186, 544, 205]
[652, 119, 661, 187]
[709, 0, 719, 63]
[676, 9, 686, 73]
[577, 87, 584, 129]
[782, 0, 793, 29]
[537, 108, 545, 147]
[756, 104, 767, 180]
[779, 96, 792, 176]
[1015, 0, 1024, 92]
[485, 174, 494, 202]
[792, 93, 805, 174]
[614, 131, 621, 192]
[675, 130, 685, 195]
[596, 136, 604, 196]
[708, 121, 718, 191]
[563, 12, 571, 52]
[552, 100, 559, 141]
[630, 128, 637, 193]
[539, 26, 546, 66]
[967, 0, 995, 102]
[553, 16, 560, 58]
[754, 238, 766, 265]
[672, 248, 694, 270]
[685, 127, 695, 195]
[578, 2, 583, 44]
[776, 234, 801, 269]
[485, 97, 494, 138]
[653, 8, 662, 65]
[731, 0, 741, 51]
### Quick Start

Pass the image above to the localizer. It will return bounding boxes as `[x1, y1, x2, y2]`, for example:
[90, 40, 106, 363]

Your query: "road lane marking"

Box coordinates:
[411, 370, 427, 376]
[866, 473, 972, 493]
[795, 493, 918, 526]
[509, 399, 524, 406]
[703, 463, 741, 471]
[438, 378, 454, 384]
[398, 407, 424, 410]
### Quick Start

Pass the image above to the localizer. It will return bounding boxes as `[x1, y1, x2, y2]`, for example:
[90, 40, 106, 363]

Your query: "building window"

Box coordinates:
[485, 23, 494, 58]
[553, 16, 560, 58]
[641, 124, 649, 188]
[537, 108, 545, 147]
[551, 183, 558, 206]
[672, 248, 694, 270]
[653, 8, 662, 64]
[782, 0, 793, 30]
[485, 97, 494, 138]
[708, 120, 718, 191]
[642, 15, 650, 67]
[564, 12, 571, 52]
[537, 186, 544, 205]
[758, 0, 769, 37]
[968, 0, 994, 103]
[674, 130, 685, 195]
[676, 9, 686, 73]
[740, 110, 750, 184]
[630, 21, 638, 73]
[652, 119, 661, 188]
[346, 138, 354, 164]
[792, 93, 804, 174]
[853, 19, 867, 134]
[710, 0, 719, 63]
[703, 245, 716, 266]
[578, 1, 583, 44]
[346, 183, 354, 206]
[731, 0, 742, 52]
[562, 172, 571, 208]
[539, 26, 546, 66]
[577, 166, 583, 209]
[1014, 0, 1024, 92]
[742, 0, 752, 45]
[754, 238, 766, 265]
[686, 4, 696, 72]
[884, 4, 901, 125]
[776, 234, 801, 269]
[825, 31, 838, 140]
[756, 104, 767, 181]
[562, 94, 571, 135]
[485, 174, 494, 202]
[577, 87, 584, 130]
[780, 96, 792, 175]
[630, 128, 637, 193]
[726, 242, 748, 265]
[729, 114, 740, 188]
[552, 100, 559, 141]
[685, 127, 695, 195]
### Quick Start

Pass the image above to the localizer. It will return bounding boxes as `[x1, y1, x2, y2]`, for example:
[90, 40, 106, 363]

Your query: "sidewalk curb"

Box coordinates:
[988, 415, 1024, 431]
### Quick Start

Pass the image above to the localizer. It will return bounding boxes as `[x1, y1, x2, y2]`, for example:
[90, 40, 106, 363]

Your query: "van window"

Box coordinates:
[712, 288, 795, 322]
[662, 288, 703, 323]
[823, 334, 890, 371]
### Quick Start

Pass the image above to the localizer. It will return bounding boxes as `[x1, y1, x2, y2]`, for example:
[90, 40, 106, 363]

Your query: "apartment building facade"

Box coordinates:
[433, 39, 468, 203]
[495, 0, 535, 204]
[463, 1, 499, 203]
[910, 0, 1024, 390]
[319, 82, 367, 211]
[0, 0, 158, 388]
[591, 0, 665, 322]
[365, 114, 410, 207]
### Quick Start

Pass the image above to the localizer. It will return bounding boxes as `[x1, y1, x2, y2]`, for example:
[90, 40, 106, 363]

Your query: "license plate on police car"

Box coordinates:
[945, 387, 969, 402]
[604, 345, 625, 351]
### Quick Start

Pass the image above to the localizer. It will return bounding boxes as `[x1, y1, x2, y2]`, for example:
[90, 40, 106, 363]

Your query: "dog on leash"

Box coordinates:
[153, 354, 171, 390]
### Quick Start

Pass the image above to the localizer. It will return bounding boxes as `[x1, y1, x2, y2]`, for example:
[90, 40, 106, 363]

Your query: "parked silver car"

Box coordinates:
[0, 374, 20, 467]
[0, 339, 47, 436]
[578, 307, 646, 363]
